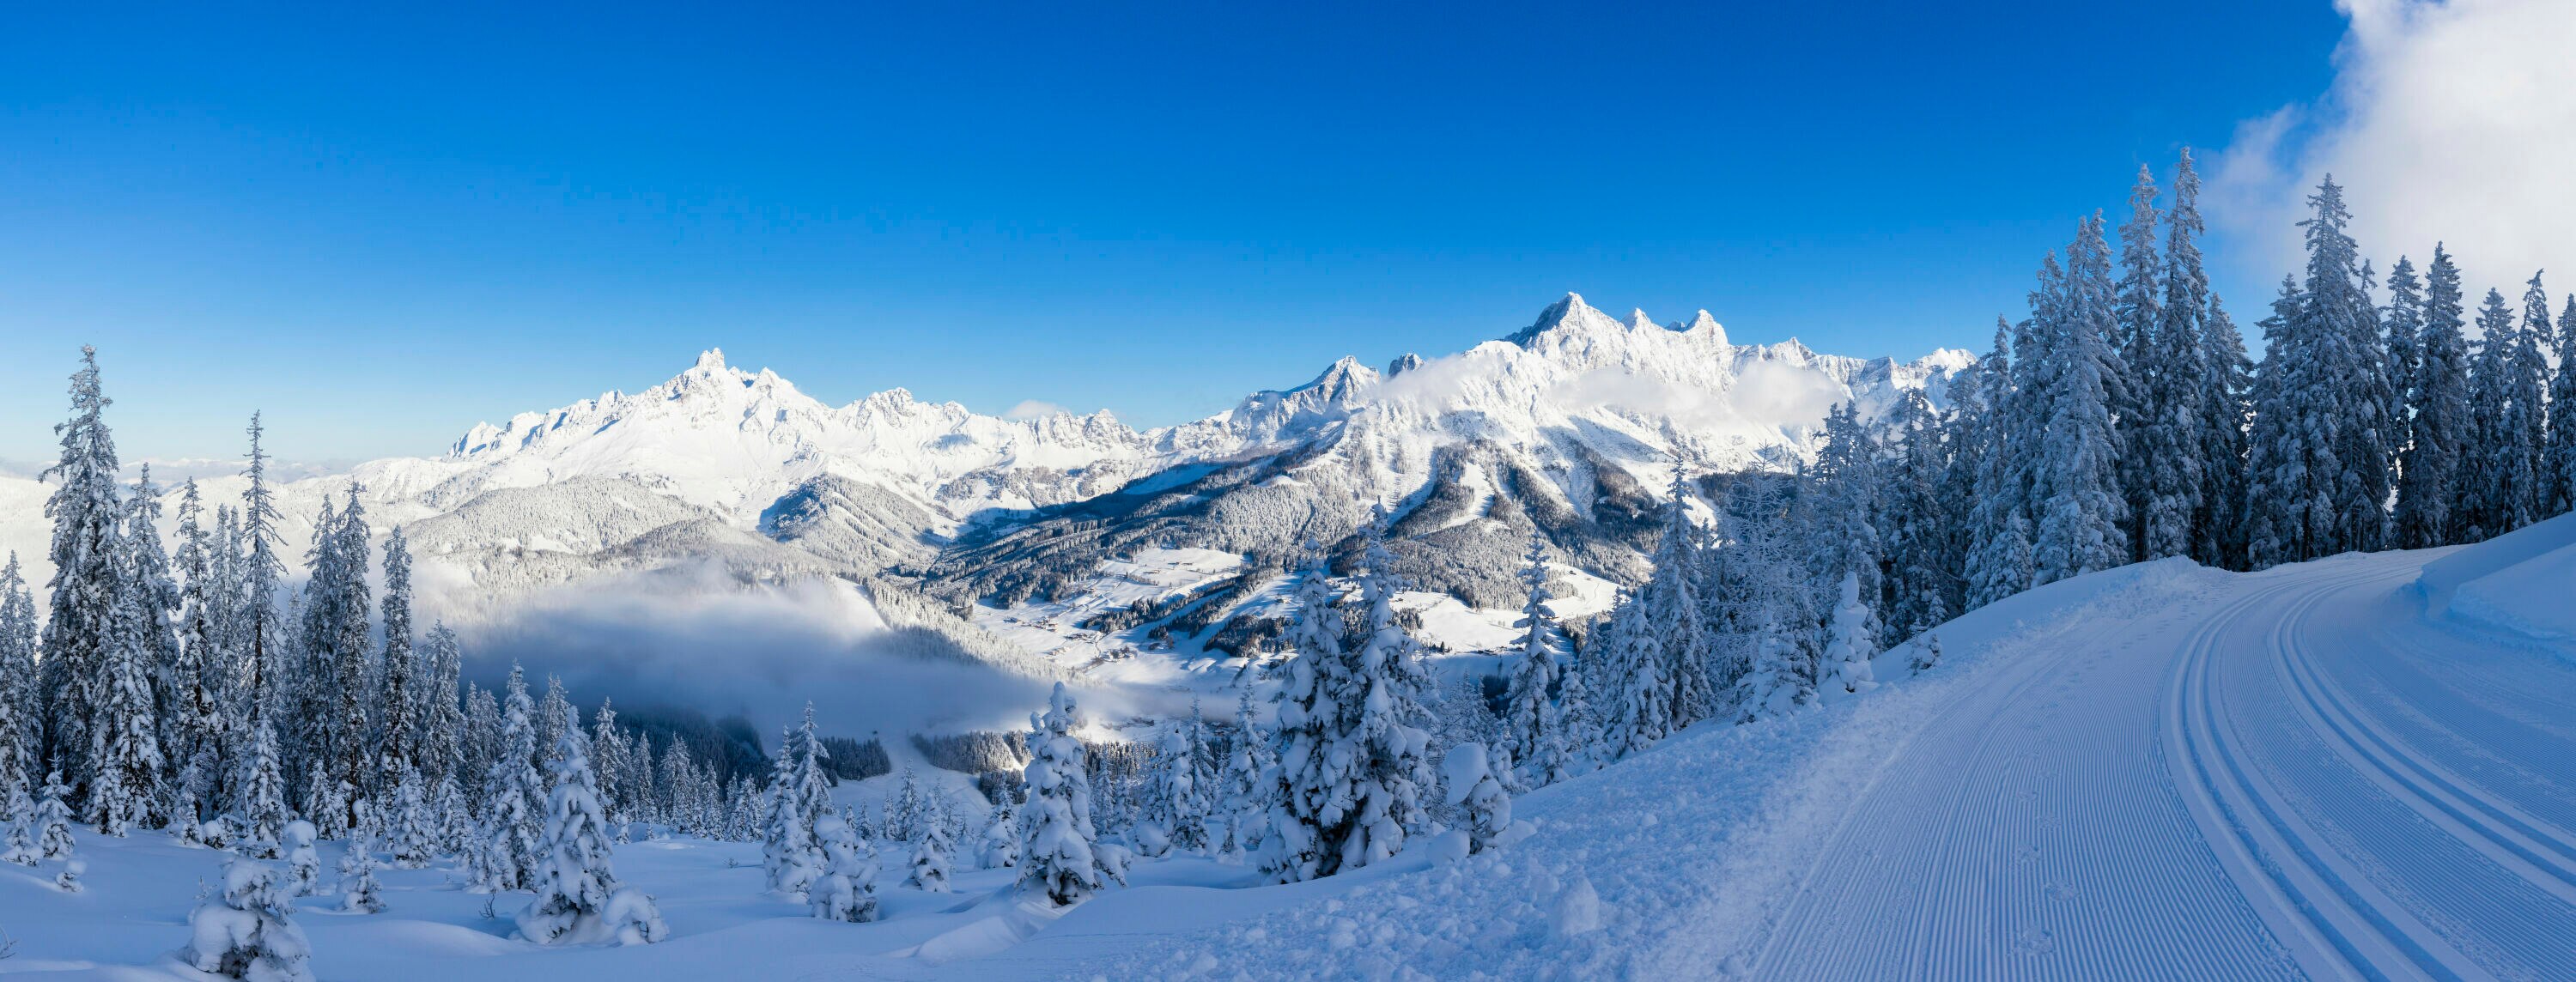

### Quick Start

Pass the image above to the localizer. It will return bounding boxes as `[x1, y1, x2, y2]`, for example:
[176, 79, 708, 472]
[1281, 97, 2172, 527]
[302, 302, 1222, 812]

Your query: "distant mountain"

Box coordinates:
[0, 294, 1965, 682]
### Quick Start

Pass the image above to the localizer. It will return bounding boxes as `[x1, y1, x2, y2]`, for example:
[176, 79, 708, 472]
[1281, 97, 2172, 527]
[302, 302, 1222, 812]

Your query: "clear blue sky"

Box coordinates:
[0, 2, 2348, 464]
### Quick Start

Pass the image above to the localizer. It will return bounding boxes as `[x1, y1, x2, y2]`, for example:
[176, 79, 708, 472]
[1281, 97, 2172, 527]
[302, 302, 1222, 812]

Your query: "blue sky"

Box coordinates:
[0, 2, 2351, 464]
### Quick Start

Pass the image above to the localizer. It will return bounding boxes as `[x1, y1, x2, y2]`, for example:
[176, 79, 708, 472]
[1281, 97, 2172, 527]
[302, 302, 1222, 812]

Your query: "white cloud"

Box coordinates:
[1002, 399, 1071, 420]
[2215, 0, 2576, 296]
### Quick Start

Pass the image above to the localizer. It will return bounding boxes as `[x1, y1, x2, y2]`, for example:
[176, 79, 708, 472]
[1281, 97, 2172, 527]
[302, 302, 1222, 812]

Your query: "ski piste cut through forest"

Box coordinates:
[3, 148, 2575, 979]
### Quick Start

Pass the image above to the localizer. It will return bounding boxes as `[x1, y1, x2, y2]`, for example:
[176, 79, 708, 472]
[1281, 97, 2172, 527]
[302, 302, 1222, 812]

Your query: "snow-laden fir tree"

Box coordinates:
[1499, 531, 1571, 786]
[2158, 149, 2248, 570]
[3, 779, 38, 865]
[370, 526, 421, 804]
[338, 834, 384, 913]
[2112, 165, 2169, 561]
[810, 812, 880, 923]
[533, 675, 574, 773]
[90, 507, 168, 836]
[2029, 217, 2132, 584]
[1265, 536, 1438, 882]
[787, 704, 833, 834]
[1644, 470, 1719, 729]
[32, 769, 74, 861]
[588, 700, 630, 825]
[1817, 572, 1879, 700]
[294, 485, 373, 822]
[2463, 287, 2529, 541]
[1910, 632, 1945, 673]
[2249, 178, 2391, 564]
[980, 796, 1020, 869]
[1215, 686, 1273, 864]
[282, 820, 319, 897]
[236, 720, 289, 859]
[2549, 296, 2576, 518]
[1592, 593, 1664, 760]
[1809, 403, 1883, 633]
[1138, 702, 1214, 856]
[235, 414, 293, 730]
[517, 724, 666, 946]
[432, 774, 472, 858]
[1877, 389, 1954, 641]
[387, 765, 432, 868]
[40, 347, 127, 810]
[1018, 682, 1123, 904]
[885, 767, 925, 844]
[761, 747, 823, 897]
[185, 858, 314, 982]
[417, 624, 467, 791]
[472, 664, 545, 893]
[1963, 320, 2036, 608]
[1437, 743, 1513, 856]
[908, 792, 955, 892]
[1725, 478, 1820, 722]
[2394, 249, 2466, 549]
[167, 482, 228, 832]
[0, 555, 35, 799]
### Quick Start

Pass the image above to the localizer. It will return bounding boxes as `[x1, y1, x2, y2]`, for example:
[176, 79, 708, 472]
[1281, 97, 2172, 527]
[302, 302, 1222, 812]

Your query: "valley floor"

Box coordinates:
[5, 531, 2572, 980]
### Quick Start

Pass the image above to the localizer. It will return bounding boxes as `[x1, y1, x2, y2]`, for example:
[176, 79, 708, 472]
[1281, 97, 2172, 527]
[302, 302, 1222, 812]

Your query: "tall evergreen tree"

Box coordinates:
[1499, 532, 1570, 786]
[39, 347, 126, 804]
[2551, 297, 2576, 518]
[2029, 216, 2131, 584]
[1879, 389, 1953, 640]
[1962, 321, 2033, 607]
[237, 414, 290, 729]
[1018, 682, 1121, 904]
[1643, 469, 1719, 730]
[2397, 245, 2473, 548]
[0, 555, 39, 797]
[2113, 165, 2167, 560]
[373, 526, 419, 794]
[2466, 287, 2537, 539]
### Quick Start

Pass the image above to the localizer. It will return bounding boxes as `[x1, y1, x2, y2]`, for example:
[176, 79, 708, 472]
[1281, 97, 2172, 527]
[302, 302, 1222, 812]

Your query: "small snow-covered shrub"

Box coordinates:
[185, 858, 313, 982]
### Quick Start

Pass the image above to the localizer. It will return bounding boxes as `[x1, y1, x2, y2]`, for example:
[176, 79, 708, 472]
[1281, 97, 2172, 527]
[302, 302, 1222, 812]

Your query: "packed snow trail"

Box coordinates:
[1744, 549, 2576, 981]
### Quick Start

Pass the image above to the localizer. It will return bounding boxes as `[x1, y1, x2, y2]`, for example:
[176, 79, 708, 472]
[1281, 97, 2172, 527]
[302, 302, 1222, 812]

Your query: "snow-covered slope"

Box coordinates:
[9, 532, 2567, 979]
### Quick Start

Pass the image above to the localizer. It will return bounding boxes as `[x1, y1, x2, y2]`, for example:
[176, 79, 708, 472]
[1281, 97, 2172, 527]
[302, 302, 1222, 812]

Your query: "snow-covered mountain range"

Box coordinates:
[0, 294, 1965, 718]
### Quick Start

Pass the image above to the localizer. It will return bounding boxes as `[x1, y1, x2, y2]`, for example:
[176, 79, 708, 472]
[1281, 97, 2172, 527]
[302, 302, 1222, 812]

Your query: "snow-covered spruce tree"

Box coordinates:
[472, 664, 544, 892]
[432, 775, 472, 858]
[338, 833, 384, 913]
[1810, 402, 1883, 633]
[282, 820, 319, 897]
[778, 700, 829, 840]
[0, 555, 36, 797]
[760, 738, 823, 897]
[39, 347, 127, 809]
[1437, 743, 1512, 856]
[1962, 320, 2035, 609]
[2112, 165, 2172, 561]
[2487, 272, 2555, 531]
[33, 769, 75, 860]
[2250, 178, 2390, 564]
[2549, 296, 2576, 518]
[1500, 532, 1571, 786]
[2029, 216, 2132, 585]
[1592, 593, 1665, 760]
[657, 736, 696, 832]
[518, 725, 665, 946]
[417, 623, 467, 791]
[89, 510, 168, 836]
[980, 796, 1019, 869]
[236, 719, 289, 858]
[2158, 149, 2247, 570]
[1726, 478, 1820, 722]
[1139, 703, 1214, 856]
[1215, 686, 1273, 864]
[3, 779, 38, 864]
[1644, 470, 1719, 730]
[1018, 682, 1123, 904]
[186, 858, 314, 982]
[388, 765, 433, 868]
[588, 700, 630, 825]
[2463, 287, 2527, 542]
[810, 813, 879, 923]
[1910, 632, 1945, 673]
[908, 793, 955, 893]
[371, 526, 420, 804]
[1818, 572, 1879, 700]
[1265, 539, 1438, 882]
[1877, 389, 1954, 643]
[235, 414, 293, 731]
[2393, 250, 2464, 549]
[167, 481, 228, 832]
[293, 485, 374, 824]
[534, 675, 573, 773]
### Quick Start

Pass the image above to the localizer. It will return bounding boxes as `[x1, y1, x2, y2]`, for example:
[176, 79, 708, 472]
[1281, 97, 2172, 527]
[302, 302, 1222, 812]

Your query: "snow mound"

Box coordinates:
[2413, 512, 2576, 627]
[2427, 514, 2576, 644]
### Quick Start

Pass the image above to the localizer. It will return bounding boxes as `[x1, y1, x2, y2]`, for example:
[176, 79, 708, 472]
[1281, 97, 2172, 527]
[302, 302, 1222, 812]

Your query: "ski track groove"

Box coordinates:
[1755, 549, 2576, 981]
